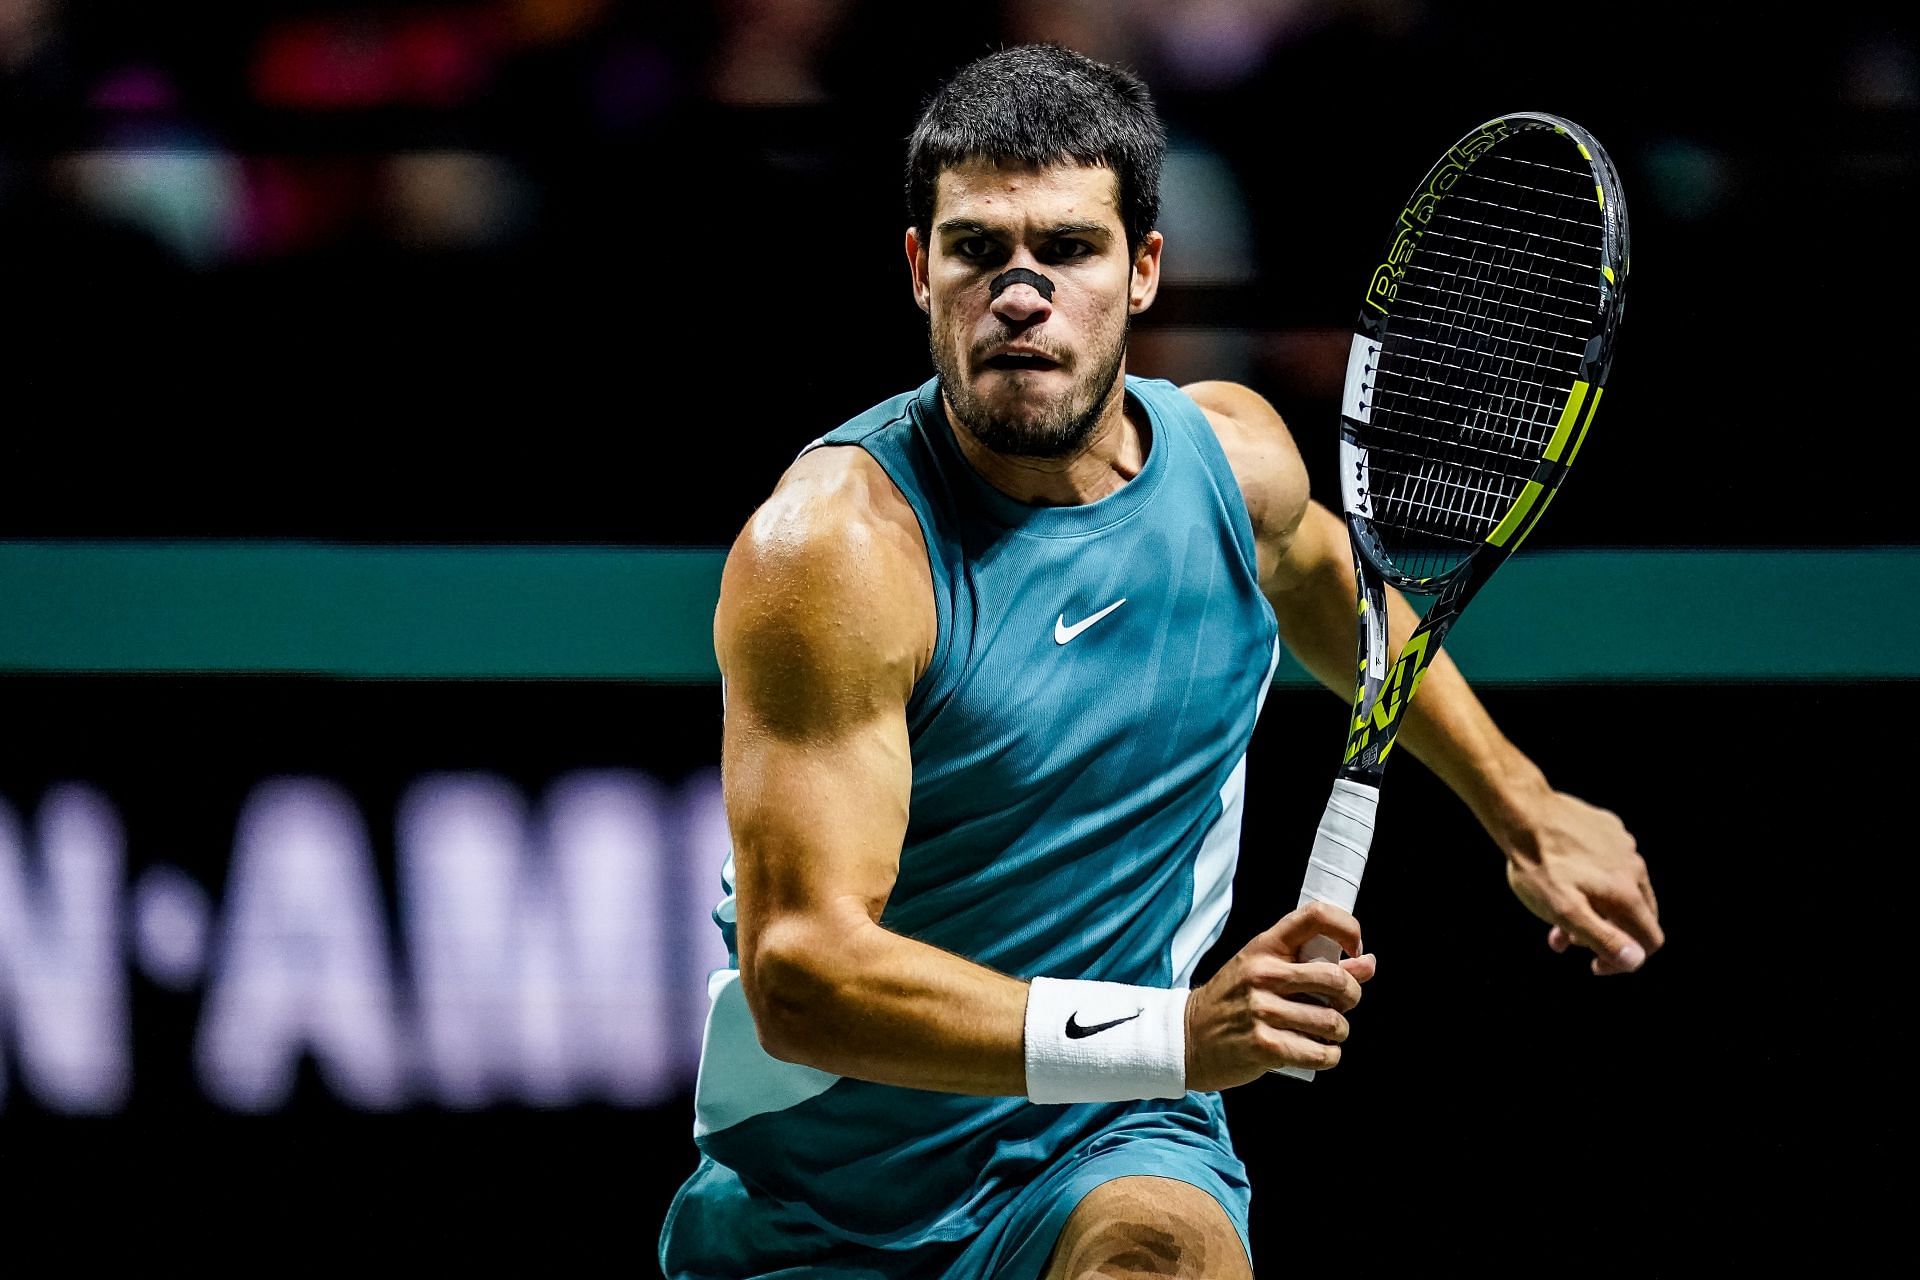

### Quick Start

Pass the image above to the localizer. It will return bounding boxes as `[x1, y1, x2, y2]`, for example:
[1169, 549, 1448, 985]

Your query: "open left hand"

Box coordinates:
[1502, 789, 1663, 975]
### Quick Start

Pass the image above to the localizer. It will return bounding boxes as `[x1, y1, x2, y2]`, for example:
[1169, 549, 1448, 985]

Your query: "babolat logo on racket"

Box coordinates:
[1365, 120, 1513, 314]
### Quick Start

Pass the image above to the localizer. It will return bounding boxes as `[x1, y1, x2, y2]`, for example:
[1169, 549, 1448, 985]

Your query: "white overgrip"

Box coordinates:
[1297, 777, 1379, 917]
[1277, 778, 1380, 1082]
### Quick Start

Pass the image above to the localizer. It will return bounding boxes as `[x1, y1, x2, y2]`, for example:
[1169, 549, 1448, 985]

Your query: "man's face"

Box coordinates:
[909, 159, 1161, 458]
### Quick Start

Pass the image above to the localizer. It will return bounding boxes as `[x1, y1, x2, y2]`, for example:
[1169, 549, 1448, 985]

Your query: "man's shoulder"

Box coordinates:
[747, 378, 936, 573]
[1176, 381, 1310, 546]
[1179, 380, 1291, 458]
[719, 442, 936, 697]
[756, 444, 922, 559]
[723, 438, 930, 625]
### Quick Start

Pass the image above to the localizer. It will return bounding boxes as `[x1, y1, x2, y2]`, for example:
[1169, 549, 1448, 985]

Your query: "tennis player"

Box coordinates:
[659, 44, 1662, 1279]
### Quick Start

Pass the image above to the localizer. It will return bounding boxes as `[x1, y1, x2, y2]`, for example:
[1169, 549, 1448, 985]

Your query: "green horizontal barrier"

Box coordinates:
[0, 543, 726, 680]
[1, 542, 1913, 682]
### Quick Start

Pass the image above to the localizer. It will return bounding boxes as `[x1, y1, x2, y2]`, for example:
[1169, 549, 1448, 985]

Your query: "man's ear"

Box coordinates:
[905, 227, 930, 314]
[1128, 230, 1164, 316]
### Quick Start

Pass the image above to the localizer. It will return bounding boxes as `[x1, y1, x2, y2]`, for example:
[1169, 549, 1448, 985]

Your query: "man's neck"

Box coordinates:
[941, 382, 1149, 508]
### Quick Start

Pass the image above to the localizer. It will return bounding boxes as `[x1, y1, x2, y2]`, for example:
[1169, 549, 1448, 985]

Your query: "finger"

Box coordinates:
[1256, 1025, 1343, 1072]
[1251, 987, 1350, 1043]
[1584, 921, 1648, 974]
[1578, 873, 1666, 963]
[1264, 958, 1365, 1010]
[1265, 900, 1363, 959]
[1635, 875, 1666, 955]
[1606, 880, 1665, 958]
[1277, 1001, 1350, 1045]
[1555, 899, 1645, 972]
[1547, 926, 1571, 953]
[1338, 953, 1377, 984]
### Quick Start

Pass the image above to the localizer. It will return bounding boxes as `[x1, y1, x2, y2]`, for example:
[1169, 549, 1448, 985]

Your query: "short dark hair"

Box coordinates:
[905, 44, 1165, 254]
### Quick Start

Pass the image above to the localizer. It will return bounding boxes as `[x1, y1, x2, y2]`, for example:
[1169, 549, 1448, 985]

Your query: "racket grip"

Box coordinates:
[1276, 779, 1379, 1083]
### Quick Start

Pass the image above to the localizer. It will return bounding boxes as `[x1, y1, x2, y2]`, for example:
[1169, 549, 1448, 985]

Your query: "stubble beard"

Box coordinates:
[932, 315, 1130, 460]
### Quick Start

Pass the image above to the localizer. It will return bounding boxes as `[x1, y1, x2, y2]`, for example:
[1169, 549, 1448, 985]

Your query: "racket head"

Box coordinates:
[1338, 112, 1629, 594]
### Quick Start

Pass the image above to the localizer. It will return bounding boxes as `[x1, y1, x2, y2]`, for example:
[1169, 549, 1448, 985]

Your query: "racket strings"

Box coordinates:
[1405, 249, 1597, 328]
[1383, 210, 1532, 558]
[1363, 134, 1605, 580]
[1375, 217, 1541, 563]
[1440, 192, 1605, 250]
[1371, 360, 1568, 419]
[1374, 351, 1575, 427]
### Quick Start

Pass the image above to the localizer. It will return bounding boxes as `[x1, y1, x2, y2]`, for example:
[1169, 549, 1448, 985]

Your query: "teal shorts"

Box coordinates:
[659, 1095, 1252, 1279]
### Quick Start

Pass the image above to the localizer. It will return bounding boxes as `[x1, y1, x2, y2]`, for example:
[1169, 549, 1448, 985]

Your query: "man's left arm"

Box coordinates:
[1186, 379, 1663, 975]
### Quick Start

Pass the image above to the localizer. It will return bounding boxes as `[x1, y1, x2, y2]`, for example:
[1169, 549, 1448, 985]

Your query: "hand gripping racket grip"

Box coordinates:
[1275, 778, 1379, 1083]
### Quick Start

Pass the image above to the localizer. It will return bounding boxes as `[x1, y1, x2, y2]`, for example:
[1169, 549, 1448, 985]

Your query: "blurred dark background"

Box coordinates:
[0, 0, 1909, 1272]
[4, 0, 1913, 548]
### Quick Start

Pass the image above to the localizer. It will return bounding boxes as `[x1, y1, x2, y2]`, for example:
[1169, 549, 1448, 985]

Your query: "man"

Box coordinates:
[660, 43, 1662, 1280]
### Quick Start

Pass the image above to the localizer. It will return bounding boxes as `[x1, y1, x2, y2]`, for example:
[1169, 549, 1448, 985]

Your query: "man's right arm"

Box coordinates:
[721, 446, 1032, 1095]
[722, 446, 1377, 1098]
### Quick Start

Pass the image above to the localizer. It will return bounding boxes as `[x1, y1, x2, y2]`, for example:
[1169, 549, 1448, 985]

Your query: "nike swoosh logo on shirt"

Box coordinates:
[1055, 598, 1127, 645]
[1065, 1009, 1145, 1039]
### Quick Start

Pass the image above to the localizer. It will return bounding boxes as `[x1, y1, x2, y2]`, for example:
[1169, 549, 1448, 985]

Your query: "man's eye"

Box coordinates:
[955, 237, 994, 259]
[1047, 240, 1093, 261]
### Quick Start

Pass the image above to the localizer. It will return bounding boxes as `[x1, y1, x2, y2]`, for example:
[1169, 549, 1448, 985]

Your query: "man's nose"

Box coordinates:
[991, 283, 1052, 327]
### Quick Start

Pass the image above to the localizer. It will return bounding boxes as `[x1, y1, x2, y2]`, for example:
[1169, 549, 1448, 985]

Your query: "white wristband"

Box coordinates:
[1023, 976, 1188, 1104]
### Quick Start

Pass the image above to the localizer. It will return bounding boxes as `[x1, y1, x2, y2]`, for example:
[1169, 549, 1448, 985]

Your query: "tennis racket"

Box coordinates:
[1279, 112, 1630, 1081]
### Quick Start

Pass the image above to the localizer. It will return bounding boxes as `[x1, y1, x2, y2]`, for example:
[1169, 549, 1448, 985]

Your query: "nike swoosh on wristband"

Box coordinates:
[1064, 1009, 1145, 1039]
[1055, 598, 1127, 645]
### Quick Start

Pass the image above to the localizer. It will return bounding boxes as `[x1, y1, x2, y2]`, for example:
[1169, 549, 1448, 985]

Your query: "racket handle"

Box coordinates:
[1276, 779, 1379, 1083]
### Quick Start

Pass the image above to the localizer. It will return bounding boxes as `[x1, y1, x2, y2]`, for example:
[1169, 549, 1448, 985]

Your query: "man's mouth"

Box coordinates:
[982, 351, 1061, 372]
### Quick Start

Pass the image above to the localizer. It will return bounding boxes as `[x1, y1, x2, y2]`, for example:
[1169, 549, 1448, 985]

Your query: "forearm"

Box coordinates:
[1266, 509, 1662, 971]
[1271, 504, 1548, 850]
[1383, 594, 1549, 850]
[748, 911, 1030, 1095]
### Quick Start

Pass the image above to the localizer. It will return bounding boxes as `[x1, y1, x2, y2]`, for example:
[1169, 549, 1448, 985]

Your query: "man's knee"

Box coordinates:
[1043, 1176, 1251, 1280]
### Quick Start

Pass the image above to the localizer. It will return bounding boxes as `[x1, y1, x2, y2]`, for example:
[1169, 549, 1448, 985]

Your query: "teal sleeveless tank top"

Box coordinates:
[674, 374, 1279, 1253]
